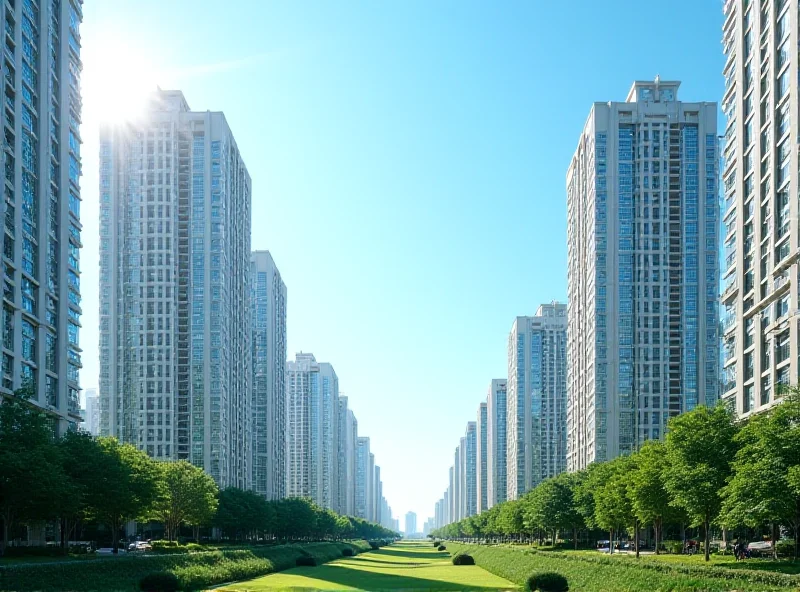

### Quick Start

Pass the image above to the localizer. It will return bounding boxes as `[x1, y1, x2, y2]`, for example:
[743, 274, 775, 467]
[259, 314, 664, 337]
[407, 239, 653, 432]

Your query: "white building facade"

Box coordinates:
[721, 1, 800, 417]
[476, 401, 488, 513]
[99, 90, 252, 488]
[286, 352, 339, 509]
[486, 379, 507, 508]
[506, 304, 567, 499]
[1, 0, 84, 432]
[567, 80, 719, 471]
[250, 251, 287, 499]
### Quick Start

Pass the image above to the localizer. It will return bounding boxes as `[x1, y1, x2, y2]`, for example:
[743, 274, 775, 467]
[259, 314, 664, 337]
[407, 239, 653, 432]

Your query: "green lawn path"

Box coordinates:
[215, 541, 518, 591]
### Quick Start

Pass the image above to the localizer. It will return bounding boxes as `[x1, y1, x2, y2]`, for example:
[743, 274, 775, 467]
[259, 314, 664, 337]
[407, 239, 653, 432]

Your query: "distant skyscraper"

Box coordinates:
[464, 422, 477, 518]
[452, 444, 461, 522]
[355, 437, 371, 519]
[337, 397, 357, 515]
[286, 353, 339, 508]
[447, 466, 454, 524]
[251, 251, 287, 500]
[405, 511, 417, 536]
[721, 2, 797, 417]
[0, 0, 84, 433]
[83, 388, 100, 436]
[373, 464, 382, 524]
[476, 402, 488, 513]
[486, 379, 507, 508]
[368, 452, 375, 521]
[99, 90, 252, 488]
[567, 79, 719, 471]
[507, 304, 567, 499]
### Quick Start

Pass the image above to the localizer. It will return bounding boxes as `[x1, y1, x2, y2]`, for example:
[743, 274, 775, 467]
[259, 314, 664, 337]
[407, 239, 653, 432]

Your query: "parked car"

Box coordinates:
[747, 540, 772, 557]
[127, 541, 152, 552]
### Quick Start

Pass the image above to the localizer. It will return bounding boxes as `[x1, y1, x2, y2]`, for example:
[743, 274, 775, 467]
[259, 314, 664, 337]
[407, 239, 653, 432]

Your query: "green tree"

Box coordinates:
[497, 500, 524, 539]
[664, 404, 738, 561]
[151, 461, 218, 541]
[57, 431, 106, 549]
[629, 440, 681, 555]
[573, 461, 615, 532]
[593, 456, 635, 555]
[721, 391, 800, 560]
[215, 488, 268, 540]
[87, 438, 162, 553]
[0, 387, 64, 552]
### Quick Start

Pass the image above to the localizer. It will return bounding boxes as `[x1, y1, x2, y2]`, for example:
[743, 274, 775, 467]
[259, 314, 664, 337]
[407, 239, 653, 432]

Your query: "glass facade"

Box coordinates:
[99, 91, 252, 488]
[568, 81, 719, 471]
[1, 0, 83, 432]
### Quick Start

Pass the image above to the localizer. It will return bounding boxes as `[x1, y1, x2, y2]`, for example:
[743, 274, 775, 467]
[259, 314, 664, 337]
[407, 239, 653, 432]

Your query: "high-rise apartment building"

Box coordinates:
[567, 79, 719, 471]
[452, 446, 460, 522]
[355, 436, 371, 519]
[373, 465, 382, 524]
[464, 422, 477, 518]
[1, 0, 84, 432]
[286, 353, 339, 508]
[367, 452, 375, 521]
[721, 1, 798, 416]
[404, 511, 417, 536]
[476, 402, 488, 513]
[251, 251, 286, 500]
[337, 397, 357, 515]
[506, 304, 567, 499]
[83, 388, 100, 436]
[486, 379, 507, 508]
[99, 90, 252, 488]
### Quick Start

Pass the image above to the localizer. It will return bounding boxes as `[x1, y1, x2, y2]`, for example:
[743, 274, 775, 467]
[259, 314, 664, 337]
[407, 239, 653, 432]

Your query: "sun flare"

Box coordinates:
[82, 36, 160, 124]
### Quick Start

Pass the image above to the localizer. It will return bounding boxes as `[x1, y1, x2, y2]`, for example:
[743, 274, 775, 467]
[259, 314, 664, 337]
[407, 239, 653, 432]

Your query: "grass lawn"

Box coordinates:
[514, 544, 800, 575]
[216, 541, 518, 591]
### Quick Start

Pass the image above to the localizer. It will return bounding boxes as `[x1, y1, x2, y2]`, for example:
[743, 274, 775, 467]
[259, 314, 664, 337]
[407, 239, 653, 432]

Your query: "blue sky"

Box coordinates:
[79, 1, 725, 522]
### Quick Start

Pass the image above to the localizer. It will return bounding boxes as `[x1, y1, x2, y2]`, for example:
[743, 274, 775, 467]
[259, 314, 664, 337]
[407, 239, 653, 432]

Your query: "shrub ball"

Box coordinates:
[527, 571, 569, 592]
[342, 548, 354, 557]
[437, 545, 446, 551]
[139, 572, 179, 592]
[451, 553, 475, 565]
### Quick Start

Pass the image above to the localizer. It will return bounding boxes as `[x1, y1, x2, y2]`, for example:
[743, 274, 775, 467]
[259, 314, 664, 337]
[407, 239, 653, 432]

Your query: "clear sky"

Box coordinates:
[79, 0, 725, 523]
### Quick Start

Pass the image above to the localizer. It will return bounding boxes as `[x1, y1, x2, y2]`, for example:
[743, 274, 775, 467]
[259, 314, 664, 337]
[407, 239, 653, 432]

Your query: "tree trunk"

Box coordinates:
[112, 518, 119, 554]
[772, 522, 778, 560]
[2, 516, 8, 555]
[635, 518, 640, 559]
[704, 515, 710, 562]
[609, 528, 614, 555]
[573, 526, 578, 550]
[654, 519, 661, 555]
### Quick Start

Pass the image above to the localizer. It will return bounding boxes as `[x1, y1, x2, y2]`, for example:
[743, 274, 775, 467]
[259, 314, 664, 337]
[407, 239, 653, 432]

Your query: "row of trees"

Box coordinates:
[433, 390, 800, 562]
[0, 388, 396, 553]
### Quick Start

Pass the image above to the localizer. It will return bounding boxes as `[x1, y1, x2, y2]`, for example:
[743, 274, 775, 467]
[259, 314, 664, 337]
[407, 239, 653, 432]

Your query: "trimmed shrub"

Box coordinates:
[776, 538, 795, 558]
[139, 572, 180, 592]
[295, 555, 317, 567]
[437, 545, 446, 551]
[433, 541, 441, 547]
[452, 553, 474, 565]
[0, 542, 357, 592]
[342, 548, 354, 557]
[527, 572, 569, 592]
[369, 541, 381, 550]
[661, 540, 683, 555]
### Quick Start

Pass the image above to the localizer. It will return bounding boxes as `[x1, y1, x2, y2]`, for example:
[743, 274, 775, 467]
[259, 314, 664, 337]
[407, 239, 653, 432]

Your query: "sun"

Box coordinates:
[81, 34, 161, 125]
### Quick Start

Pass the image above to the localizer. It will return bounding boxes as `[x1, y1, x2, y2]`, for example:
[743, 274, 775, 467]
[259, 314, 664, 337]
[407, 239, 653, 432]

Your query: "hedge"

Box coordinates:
[447, 543, 800, 592]
[0, 541, 371, 591]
